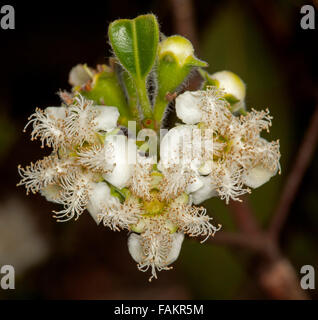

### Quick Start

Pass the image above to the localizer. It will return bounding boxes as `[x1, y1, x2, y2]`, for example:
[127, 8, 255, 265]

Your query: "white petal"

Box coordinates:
[175, 91, 203, 124]
[127, 233, 143, 263]
[191, 176, 217, 204]
[91, 106, 120, 132]
[40, 184, 62, 203]
[242, 165, 275, 189]
[186, 175, 204, 193]
[127, 232, 184, 266]
[210, 70, 246, 101]
[198, 160, 213, 175]
[68, 64, 92, 87]
[160, 124, 199, 167]
[45, 106, 67, 120]
[165, 232, 184, 265]
[87, 182, 120, 224]
[102, 135, 136, 189]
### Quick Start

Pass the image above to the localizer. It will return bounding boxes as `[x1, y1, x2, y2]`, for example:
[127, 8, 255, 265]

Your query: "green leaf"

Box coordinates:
[121, 70, 139, 120]
[108, 14, 159, 119]
[108, 14, 159, 78]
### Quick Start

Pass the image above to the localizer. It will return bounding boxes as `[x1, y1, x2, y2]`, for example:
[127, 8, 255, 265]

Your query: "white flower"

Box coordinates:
[17, 155, 71, 195]
[168, 87, 281, 204]
[128, 232, 184, 281]
[122, 156, 220, 280]
[24, 106, 67, 150]
[86, 181, 139, 229]
[64, 95, 119, 145]
[18, 94, 136, 223]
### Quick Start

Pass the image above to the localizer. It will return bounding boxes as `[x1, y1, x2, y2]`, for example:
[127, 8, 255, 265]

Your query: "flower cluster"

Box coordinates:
[17, 95, 134, 222]
[161, 85, 281, 206]
[17, 16, 281, 281]
[18, 93, 222, 280]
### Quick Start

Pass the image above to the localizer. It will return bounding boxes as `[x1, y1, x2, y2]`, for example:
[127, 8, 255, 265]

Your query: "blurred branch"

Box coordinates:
[270, 105, 318, 240]
[168, 0, 198, 50]
[229, 198, 259, 235]
[206, 232, 277, 258]
[247, 0, 290, 47]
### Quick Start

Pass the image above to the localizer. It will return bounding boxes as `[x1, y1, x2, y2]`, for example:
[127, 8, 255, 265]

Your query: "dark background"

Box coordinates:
[0, 0, 317, 299]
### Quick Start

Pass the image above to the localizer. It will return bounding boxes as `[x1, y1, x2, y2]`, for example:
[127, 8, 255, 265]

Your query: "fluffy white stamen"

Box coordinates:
[170, 203, 221, 242]
[53, 170, 92, 222]
[24, 107, 67, 150]
[17, 155, 69, 195]
[76, 143, 115, 173]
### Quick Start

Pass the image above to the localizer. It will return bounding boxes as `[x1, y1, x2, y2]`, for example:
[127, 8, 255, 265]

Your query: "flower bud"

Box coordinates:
[159, 35, 206, 67]
[201, 70, 246, 112]
[210, 71, 245, 101]
[154, 36, 207, 121]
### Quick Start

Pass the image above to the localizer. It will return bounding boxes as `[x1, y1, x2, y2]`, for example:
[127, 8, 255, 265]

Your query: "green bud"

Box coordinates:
[76, 65, 131, 126]
[153, 35, 207, 122]
[200, 70, 246, 113]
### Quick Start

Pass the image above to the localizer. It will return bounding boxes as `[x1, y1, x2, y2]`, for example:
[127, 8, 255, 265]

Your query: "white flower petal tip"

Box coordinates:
[127, 232, 185, 267]
[191, 176, 217, 205]
[87, 182, 120, 225]
[166, 232, 185, 265]
[68, 64, 92, 87]
[198, 160, 213, 175]
[160, 124, 199, 166]
[186, 175, 204, 193]
[45, 106, 67, 120]
[242, 165, 276, 189]
[175, 91, 203, 124]
[92, 106, 120, 132]
[210, 70, 246, 102]
[102, 136, 136, 189]
[40, 184, 62, 204]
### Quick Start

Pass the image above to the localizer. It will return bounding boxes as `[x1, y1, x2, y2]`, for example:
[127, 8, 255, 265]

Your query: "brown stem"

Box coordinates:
[257, 258, 309, 300]
[270, 106, 318, 240]
[168, 0, 199, 50]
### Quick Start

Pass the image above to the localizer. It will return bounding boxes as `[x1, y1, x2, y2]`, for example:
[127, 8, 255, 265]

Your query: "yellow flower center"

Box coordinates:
[143, 191, 166, 216]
